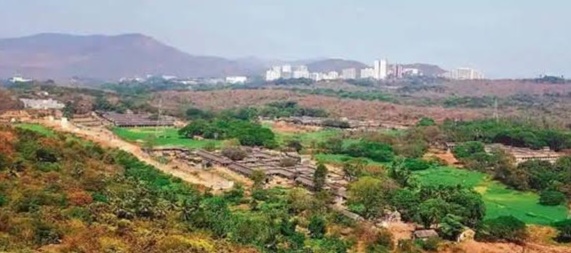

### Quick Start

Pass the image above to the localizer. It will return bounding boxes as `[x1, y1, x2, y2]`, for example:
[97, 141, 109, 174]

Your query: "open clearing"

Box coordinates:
[112, 127, 221, 148]
[414, 167, 569, 225]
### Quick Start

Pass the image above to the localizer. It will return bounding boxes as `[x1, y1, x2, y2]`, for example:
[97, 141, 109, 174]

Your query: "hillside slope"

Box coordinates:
[306, 58, 368, 72]
[0, 33, 260, 80]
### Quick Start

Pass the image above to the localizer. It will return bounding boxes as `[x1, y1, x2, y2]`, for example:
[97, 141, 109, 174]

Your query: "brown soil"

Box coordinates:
[36, 119, 235, 193]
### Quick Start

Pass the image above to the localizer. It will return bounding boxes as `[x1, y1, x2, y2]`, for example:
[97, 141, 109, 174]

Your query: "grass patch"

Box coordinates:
[314, 153, 388, 167]
[112, 127, 221, 149]
[15, 123, 57, 137]
[414, 166, 569, 225]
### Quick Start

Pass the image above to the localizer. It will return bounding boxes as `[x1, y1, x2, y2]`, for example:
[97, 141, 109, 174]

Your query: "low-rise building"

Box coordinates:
[226, 76, 248, 84]
[20, 98, 65, 110]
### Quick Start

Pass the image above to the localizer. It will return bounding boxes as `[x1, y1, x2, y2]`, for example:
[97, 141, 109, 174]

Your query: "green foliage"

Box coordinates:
[439, 214, 465, 240]
[444, 119, 571, 151]
[417, 198, 449, 229]
[539, 191, 566, 206]
[452, 141, 486, 159]
[313, 163, 328, 191]
[185, 107, 214, 120]
[250, 170, 266, 189]
[308, 216, 326, 239]
[404, 158, 431, 171]
[298, 88, 394, 102]
[342, 158, 367, 181]
[390, 189, 420, 221]
[476, 216, 527, 243]
[259, 101, 329, 118]
[348, 177, 389, 219]
[552, 219, 571, 243]
[0, 194, 7, 207]
[417, 117, 436, 127]
[343, 141, 395, 163]
[416, 237, 440, 252]
[179, 119, 277, 148]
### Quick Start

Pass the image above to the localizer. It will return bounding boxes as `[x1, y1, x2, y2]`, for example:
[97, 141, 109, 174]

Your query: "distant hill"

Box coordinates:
[306, 59, 368, 73]
[402, 63, 447, 76]
[0, 33, 262, 80]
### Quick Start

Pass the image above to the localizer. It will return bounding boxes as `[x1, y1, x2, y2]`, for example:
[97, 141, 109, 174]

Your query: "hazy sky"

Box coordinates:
[0, 0, 569, 78]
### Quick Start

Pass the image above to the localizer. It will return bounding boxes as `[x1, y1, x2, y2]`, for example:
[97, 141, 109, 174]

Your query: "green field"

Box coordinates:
[112, 127, 221, 149]
[15, 123, 57, 137]
[314, 153, 388, 167]
[414, 167, 569, 225]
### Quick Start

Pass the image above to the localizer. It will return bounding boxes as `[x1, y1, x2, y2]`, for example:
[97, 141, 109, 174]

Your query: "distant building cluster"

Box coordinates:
[443, 68, 484, 80]
[264, 59, 421, 82]
[20, 98, 65, 110]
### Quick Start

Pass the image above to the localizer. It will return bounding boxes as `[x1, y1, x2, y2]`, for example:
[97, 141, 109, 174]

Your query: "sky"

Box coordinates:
[0, 0, 569, 78]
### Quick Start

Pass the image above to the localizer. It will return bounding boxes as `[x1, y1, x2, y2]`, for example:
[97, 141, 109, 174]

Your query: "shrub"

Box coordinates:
[539, 190, 566, 206]
[308, 216, 326, 239]
[475, 216, 527, 243]
[552, 219, 571, 243]
[34, 222, 63, 246]
[67, 191, 94, 206]
[404, 158, 431, 171]
[221, 147, 247, 161]
[0, 194, 6, 207]
[416, 237, 440, 252]
[280, 157, 298, 167]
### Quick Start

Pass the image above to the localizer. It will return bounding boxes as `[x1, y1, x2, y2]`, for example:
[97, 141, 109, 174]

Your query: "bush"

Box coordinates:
[452, 141, 485, 159]
[552, 219, 571, 243]
[416, 237, 440, 252]
[539, 190, 567, 206]
[404, 158, 431, 171]
[0, 194, 6, 207]
[475, 216, 527, 243]
[221, 147, 247, 161]
[308, 216, 326, 239]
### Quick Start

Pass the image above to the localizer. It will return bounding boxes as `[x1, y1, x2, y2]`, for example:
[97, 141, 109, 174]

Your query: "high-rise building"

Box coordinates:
[392, 65, 403, 79]
[443, 68, 484, 80]
[310, 72, 324, 81]
[341, 68, 357, 79]
[293, 65, 310, 79]
[323, 71, 339, 80]
[373, 59, 388, 80]
[360, 68, 376, 79]
[265, 66, 282, 81]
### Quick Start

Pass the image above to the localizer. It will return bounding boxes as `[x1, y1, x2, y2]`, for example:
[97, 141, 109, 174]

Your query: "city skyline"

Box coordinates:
[1, 1, 570, 78]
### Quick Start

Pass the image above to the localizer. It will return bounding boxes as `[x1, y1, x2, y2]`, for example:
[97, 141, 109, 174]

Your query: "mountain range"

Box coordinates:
[0, 33, 446, 81]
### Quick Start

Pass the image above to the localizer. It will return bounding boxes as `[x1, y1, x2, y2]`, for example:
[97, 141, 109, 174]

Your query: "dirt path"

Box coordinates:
[38, 120, 234, 192]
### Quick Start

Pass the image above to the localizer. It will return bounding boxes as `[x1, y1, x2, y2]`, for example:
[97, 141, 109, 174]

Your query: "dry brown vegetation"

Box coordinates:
[155, 89, 485, 123]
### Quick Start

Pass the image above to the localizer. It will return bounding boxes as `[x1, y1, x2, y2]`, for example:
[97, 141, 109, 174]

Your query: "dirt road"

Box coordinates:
[39, 120, 235, 191]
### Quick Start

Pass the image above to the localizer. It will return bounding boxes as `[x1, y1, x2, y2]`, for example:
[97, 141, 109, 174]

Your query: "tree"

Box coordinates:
[452, 141, 485, 159]
[251, 170, 266, 189]
[539, 190, 566, 206]
[475, 216, 527, 243]
[285, 139, 303, 152]
[552, 219, 571, 243]
[321, 137, 344, 154]
[348, 177, 387, 219]
[404, 158, 431, 171]
[342, 158, 367, 181]
[308, 216, 326, 239]
[417, 198, 449, 229]
[313, 163, 328, 191]
[439, 214, 465, 240]
[390, 189, 420, 221]
[388, 157, 417, 188]
[287, 187, 312, 214]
